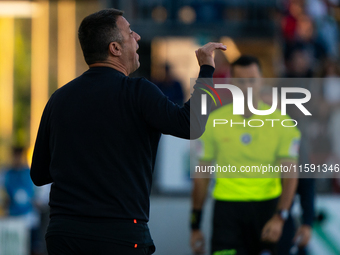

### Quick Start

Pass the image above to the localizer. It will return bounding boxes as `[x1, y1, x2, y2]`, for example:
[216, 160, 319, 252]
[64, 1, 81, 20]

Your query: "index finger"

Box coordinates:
[204, 42, 227, 52]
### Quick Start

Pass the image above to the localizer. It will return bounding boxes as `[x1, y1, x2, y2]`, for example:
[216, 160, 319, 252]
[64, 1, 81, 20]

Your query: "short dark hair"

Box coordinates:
[78, 9, 124, 65]
[12, 146, 24, 155]
[231, 55, 262, 74]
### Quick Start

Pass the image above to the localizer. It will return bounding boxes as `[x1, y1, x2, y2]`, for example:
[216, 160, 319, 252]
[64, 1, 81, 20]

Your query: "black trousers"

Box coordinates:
[278, 215, 308, 255]
[46, 235, 153, 255]
[211, 198, 279, 255]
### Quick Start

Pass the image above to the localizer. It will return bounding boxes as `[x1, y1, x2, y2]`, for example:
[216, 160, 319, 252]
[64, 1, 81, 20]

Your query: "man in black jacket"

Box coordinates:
[30, 8, 226, 255]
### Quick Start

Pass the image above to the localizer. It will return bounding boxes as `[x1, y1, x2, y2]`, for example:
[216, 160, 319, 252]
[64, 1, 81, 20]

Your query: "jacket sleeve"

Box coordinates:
[139, 65, 215, 139]
[30, 98, 53, 186]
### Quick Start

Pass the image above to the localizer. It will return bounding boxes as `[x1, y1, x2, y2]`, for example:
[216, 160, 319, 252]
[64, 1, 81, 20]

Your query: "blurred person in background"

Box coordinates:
[261, 87, 315, 255]
[321, 59, 340, 153]
[276, 46, 318, 253]
[277, 178, 315, 255]
[154, 63, 184, 106]
[305, 0, 339, 58]
[280, 0, 327, 75]
[280, 0, 304, 42]
[293, 14, 326, 62]
[320, 59, 340, 192]
[3, 147, 40, 255]
[284, 46, 314, 78]
[30, 8, 226, 255]
[190, 56, 300, 255]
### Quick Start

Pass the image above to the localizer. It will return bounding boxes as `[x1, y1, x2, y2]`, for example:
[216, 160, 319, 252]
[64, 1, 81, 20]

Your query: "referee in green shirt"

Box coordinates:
[190, 56, 300, 255]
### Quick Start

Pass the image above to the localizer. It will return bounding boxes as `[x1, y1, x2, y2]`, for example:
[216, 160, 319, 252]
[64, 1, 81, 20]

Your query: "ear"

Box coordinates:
[109, 42, 122, 57]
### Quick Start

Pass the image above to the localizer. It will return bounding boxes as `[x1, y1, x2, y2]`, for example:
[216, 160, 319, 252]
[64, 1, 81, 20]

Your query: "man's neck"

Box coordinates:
[89, 60, 129, 76]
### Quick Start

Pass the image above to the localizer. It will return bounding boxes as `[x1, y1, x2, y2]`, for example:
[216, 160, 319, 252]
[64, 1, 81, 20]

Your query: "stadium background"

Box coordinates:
[0, 0, 340, 254]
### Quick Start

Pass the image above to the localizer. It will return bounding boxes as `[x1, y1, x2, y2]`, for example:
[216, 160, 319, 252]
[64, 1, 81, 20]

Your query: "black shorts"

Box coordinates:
[211, 198, 279, 255]
[46, 235, 154, 255]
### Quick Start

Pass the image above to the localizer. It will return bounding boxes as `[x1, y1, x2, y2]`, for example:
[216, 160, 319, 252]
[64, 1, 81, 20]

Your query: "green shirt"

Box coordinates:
[199, 101, 301, 201]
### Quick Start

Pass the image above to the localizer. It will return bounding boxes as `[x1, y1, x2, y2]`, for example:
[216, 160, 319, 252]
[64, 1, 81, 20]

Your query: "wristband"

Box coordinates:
[276, 209, 289, 221]
[191, 209, 202, 230]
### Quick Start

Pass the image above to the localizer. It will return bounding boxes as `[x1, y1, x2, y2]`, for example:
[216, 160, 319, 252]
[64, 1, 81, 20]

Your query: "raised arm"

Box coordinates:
[139, 43, 226, 139]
